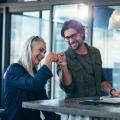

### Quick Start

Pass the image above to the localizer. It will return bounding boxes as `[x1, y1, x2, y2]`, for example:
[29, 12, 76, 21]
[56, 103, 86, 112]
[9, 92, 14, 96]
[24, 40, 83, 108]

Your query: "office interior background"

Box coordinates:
[0, 0, 120, 108]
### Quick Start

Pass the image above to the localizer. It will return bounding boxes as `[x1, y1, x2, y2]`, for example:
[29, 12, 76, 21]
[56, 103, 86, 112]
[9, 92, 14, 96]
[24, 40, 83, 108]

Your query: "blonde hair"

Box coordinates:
[18, 36, 45, 76]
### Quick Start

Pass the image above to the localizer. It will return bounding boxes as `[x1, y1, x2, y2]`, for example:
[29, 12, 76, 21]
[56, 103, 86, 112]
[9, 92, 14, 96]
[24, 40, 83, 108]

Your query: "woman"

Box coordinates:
[4, 36, 60, 120]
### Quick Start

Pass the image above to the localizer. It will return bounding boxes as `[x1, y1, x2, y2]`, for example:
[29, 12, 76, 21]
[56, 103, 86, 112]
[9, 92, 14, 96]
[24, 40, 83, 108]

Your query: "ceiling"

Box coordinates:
[109, 6, 120, 10]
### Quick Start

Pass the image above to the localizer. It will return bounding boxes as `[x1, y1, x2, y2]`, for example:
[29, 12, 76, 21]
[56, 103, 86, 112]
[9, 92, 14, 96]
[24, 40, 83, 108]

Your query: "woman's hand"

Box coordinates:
[46, 52, 58, 62]
[44, 52, 58, 69]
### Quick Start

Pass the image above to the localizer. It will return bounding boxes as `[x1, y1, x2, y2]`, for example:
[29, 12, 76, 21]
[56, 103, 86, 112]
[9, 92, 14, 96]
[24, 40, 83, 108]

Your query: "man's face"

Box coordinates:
[64, 28, 84, 50]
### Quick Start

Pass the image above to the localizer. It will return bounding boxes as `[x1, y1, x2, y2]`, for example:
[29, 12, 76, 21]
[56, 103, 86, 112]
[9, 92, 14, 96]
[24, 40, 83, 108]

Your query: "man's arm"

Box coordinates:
[59, 65, 72, 86]
[101, 80, 113, 94]
[57, 53, 72, 86]
[57, 53, 73, 93]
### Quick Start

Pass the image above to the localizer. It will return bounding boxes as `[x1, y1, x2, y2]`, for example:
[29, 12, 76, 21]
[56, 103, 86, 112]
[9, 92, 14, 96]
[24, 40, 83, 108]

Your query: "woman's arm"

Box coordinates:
[4, 63, 52, 91]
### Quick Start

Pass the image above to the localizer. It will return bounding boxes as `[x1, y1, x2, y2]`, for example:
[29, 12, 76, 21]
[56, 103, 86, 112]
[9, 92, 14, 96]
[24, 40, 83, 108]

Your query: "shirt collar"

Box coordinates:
[67, 43, 89, 59]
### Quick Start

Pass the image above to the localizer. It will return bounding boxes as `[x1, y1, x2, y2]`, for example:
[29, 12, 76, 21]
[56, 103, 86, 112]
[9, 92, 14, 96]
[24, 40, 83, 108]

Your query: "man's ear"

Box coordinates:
[80, 32, 84, 39]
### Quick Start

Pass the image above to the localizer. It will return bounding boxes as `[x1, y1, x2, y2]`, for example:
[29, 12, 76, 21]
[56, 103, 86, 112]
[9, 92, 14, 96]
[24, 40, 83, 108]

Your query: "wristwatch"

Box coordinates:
[110, 88, 116, 96]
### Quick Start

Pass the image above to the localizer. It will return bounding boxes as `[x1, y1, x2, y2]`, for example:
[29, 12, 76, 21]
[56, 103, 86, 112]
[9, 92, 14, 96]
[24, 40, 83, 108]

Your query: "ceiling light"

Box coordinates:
[108, 9, 120, 30]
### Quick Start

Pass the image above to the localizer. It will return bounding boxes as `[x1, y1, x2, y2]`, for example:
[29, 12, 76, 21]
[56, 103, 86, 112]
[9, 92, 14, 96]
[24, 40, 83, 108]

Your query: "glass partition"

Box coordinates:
[53, 4, 89, 98]
[92, 6, 120, 90]
[10, 11, 50, 63]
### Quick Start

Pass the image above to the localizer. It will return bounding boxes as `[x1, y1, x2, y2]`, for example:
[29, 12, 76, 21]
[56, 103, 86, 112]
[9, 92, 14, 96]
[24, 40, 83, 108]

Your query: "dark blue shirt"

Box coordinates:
[4, 63, 60, 120]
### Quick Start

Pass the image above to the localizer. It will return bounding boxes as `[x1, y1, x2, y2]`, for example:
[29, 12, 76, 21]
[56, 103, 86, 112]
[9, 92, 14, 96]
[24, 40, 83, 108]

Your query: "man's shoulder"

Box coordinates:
[64, 49, 69, 54]
[88, 45, 100, 54]
[64, 48, 72, 56]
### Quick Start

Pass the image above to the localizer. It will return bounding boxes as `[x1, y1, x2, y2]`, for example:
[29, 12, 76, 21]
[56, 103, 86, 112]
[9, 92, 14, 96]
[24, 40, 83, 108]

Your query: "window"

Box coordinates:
[93, 6, 120, 89]
[10, 11, 50, 63]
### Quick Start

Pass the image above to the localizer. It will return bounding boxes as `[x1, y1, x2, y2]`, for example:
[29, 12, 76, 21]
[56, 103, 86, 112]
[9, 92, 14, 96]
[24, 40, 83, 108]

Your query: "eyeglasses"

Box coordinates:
[64, 32, 79, 41]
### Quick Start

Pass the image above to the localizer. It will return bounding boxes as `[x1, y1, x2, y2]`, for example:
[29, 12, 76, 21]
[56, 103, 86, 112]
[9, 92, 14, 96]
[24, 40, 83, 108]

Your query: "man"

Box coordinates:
[57, 19, 120, 98]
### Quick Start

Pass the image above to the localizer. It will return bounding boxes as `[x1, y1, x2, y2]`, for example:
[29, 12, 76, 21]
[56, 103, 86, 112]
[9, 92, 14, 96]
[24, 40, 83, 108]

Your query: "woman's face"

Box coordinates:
[31, 41, 46, 66]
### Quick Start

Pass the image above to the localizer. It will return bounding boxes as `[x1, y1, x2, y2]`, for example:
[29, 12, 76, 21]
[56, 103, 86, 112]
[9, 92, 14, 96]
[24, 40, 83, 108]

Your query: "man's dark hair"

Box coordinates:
[61, 19, 85, 40]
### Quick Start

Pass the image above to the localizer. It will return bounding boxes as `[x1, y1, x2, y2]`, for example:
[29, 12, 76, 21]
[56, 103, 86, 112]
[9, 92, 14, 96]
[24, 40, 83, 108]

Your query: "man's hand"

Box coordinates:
[57, 53, 67, 67]
[101, 81, 120, 97]
[110, 89, 120, 97]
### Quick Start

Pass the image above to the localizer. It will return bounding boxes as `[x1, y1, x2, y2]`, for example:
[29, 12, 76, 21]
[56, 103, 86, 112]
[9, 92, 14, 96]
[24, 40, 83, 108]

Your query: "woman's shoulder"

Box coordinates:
[3, 63, 25, 79]
[5, 63, 26, 75]
[9, 63, 24, 70]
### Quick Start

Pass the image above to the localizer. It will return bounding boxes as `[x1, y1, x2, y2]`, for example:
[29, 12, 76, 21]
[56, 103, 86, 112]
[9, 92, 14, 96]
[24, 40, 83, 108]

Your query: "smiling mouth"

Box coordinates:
[70, 41, 78, 46]
[69, 41, 79, 49]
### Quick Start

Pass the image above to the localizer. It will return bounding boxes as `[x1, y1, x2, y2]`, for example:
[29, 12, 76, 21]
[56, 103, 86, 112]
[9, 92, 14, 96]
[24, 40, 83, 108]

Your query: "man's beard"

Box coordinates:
[70, 41, 80, 50]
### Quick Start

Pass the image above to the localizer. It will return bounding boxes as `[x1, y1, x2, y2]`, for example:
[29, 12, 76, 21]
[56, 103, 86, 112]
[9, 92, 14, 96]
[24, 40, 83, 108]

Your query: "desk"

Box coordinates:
[22, 97, 120, 119]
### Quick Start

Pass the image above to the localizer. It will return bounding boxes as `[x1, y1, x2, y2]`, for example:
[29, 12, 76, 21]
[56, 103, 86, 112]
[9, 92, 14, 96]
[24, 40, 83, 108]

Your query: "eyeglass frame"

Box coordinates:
[64, 32, 79, 42]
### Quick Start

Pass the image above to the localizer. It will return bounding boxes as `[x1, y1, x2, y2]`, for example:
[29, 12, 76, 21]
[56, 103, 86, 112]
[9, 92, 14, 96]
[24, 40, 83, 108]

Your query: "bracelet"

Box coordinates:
[110, 88, 116, 96]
